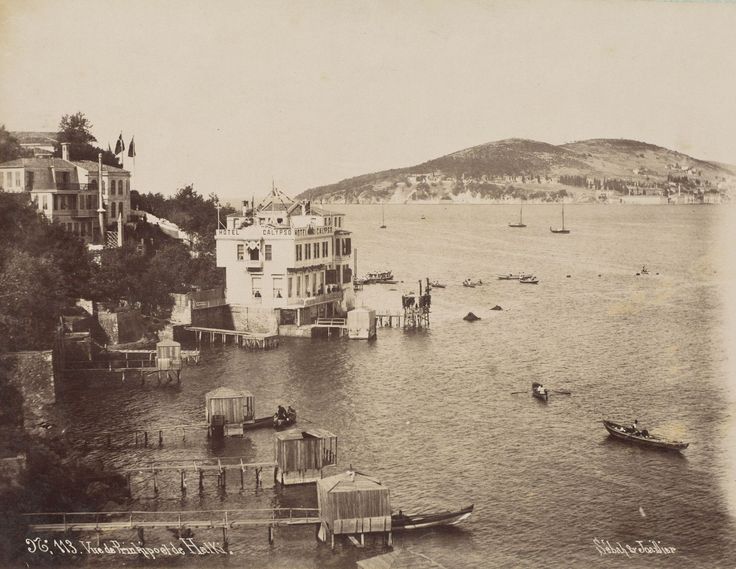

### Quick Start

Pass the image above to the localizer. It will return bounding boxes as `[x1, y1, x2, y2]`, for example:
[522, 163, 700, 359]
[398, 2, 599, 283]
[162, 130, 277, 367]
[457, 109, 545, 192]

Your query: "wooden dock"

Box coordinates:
[23, 507, 320, 544]
[186, 326, 279, 350]
[375, 312, 404, 327]
[124, 457, 278, 494]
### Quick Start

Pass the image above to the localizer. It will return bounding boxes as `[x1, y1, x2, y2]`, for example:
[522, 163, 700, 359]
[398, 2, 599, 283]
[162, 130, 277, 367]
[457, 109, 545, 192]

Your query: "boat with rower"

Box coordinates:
[519, 275, 539, 284]
[532, 382, 548, 402]
[391, 504, 474, 530]
[602, 420, 689, 451]
[429, 280, 446, 288]
[497, 273, 527, 280]
[463, 279, 483, 287]
[244, 408, 297, 431]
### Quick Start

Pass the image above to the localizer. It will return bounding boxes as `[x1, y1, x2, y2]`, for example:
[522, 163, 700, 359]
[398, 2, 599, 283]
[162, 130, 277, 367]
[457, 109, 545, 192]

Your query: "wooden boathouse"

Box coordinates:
[205, 387, 255, 437]
[275, 428, 337, 485]
[316, 470, 392, 549]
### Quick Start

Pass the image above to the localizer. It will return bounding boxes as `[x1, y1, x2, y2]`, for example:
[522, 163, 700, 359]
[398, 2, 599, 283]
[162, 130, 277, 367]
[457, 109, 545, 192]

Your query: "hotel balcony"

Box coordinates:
[242, 259, 263, 270]
[282, 290, 343, 308]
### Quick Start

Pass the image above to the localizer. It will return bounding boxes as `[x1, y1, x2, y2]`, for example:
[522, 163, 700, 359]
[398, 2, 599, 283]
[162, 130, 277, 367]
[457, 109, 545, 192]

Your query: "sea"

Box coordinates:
[46, 204, 736, 568]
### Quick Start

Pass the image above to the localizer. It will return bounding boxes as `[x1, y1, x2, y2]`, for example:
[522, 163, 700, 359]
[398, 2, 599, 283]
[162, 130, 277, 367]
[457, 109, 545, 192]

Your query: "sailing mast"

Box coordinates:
[380, 202, 386, 228]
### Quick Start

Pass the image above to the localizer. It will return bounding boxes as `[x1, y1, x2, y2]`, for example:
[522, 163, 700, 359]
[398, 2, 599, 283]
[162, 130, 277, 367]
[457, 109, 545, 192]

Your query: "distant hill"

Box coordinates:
[298, 138, 735, 204]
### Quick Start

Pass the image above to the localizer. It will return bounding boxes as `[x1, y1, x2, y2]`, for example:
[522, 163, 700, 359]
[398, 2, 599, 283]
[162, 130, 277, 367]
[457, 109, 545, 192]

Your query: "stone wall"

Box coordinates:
[0, 351, 55, 433]
[97, 309, 144, 345]
[0, 455, 26, 490]
[190, 305, 233, 329]
[229, 305, 278, 334]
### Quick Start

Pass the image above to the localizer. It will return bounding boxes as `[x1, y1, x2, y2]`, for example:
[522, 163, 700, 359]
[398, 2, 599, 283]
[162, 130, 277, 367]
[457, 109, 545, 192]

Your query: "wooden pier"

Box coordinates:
[186, 326, 279, 350]
[68, 423, 211, 450]
[123, 457, 278, 495]
[374, 312, 404, 327]
[23, 507, 321, 545]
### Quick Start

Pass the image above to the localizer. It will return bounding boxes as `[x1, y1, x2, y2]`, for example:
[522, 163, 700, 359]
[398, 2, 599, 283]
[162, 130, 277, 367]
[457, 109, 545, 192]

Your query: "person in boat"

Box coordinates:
[536, 384, 546, 395]
[277, 405, 287, 420]
[630, 419, 639, 434]
[287, 405, 296, 421]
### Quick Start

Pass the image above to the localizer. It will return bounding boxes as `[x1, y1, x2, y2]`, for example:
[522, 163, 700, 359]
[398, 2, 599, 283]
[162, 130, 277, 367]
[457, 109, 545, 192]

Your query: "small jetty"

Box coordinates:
[62, 340, 186, 384]
[186, 326, 279, 350]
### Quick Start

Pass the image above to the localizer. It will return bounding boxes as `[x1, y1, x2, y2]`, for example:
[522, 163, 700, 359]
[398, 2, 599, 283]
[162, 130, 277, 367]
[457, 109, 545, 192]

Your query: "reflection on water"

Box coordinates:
[51, 205, 735, 568]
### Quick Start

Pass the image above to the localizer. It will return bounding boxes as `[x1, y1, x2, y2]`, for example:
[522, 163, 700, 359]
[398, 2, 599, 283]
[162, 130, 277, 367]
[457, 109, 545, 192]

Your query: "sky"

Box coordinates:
[2, 0, 736, 203]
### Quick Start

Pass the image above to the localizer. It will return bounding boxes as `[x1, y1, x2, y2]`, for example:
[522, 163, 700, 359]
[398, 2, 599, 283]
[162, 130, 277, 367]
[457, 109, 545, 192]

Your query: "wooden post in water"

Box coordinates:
[158, 430, 163, 447]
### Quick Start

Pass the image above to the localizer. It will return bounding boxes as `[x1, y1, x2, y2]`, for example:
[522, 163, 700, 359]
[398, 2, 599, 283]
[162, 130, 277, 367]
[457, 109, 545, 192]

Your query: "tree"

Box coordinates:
[58, 112, 96, 145]
[55, 112, 120, 167]
[0, 125, 29, 164]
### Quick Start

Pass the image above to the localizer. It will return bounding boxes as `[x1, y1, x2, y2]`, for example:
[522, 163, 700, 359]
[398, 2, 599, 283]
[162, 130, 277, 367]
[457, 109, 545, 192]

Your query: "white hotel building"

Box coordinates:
[215, 187, 354, 332]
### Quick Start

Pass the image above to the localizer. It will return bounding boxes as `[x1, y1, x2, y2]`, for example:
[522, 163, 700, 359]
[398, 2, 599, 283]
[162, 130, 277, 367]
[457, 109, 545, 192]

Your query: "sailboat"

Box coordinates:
[509, 206, 526, 228]
[550, 204, 570, 234]
[380, 202, 386, 229]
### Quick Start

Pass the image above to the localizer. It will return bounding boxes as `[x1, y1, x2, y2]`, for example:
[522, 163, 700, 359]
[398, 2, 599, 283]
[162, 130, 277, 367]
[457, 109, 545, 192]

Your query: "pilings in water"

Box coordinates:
[186, 326, 279, 350]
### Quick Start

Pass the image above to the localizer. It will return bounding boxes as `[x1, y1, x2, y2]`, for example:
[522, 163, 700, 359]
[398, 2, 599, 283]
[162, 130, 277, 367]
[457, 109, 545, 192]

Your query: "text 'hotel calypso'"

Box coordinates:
[215, 187, 355, 332]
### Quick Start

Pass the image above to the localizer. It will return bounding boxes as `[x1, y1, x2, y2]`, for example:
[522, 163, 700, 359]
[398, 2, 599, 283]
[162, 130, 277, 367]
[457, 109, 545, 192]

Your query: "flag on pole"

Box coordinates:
[114, 133, 125, 155]
[128, 136, 136, 158]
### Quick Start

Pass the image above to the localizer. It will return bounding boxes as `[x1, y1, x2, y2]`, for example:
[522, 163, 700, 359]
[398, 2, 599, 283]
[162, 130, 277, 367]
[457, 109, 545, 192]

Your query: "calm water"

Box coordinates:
[51, 204, 736, 568]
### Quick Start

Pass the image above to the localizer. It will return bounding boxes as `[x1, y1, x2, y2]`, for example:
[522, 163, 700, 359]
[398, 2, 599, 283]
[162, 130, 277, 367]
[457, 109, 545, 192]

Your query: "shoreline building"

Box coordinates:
[215, 187, 354, 334]
[0, 143, 131, 243]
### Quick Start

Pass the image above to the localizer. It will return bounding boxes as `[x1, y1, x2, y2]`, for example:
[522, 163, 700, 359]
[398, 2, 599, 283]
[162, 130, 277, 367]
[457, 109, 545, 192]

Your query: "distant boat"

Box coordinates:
[380, 203, 386, 229]
[497, 273, 527, 280]
[509, 206, 526, 228]
[463, 279, 483, 287]
[429, 280, 446, 288]
[519, 275, 539, 284]
[550, 204, 570, 234]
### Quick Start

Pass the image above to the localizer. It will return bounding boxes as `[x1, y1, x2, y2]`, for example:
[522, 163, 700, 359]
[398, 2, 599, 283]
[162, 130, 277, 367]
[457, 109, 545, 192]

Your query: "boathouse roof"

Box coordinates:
[205, 387, 253, 399]
[276, 428, 336, 441]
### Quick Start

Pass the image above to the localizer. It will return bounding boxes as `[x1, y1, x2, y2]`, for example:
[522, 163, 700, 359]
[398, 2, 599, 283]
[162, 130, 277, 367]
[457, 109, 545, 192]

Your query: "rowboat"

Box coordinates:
[463, 279, 482, 287]
[532, 382, 548, 402]
[392, 504, 474, 530]
[429, 281, 446, 288]
[497, 273, 526, 280]
[243, 410, 296, 431]
[602, 420, 689, 451]
[519, 275, 539, 284]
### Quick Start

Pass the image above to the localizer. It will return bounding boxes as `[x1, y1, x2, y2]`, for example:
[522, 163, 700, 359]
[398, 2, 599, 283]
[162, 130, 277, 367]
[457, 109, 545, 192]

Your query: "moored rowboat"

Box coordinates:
[391, 504, 474, 530]
[602, 420, 689, 451]
[243, 411, 296, 431]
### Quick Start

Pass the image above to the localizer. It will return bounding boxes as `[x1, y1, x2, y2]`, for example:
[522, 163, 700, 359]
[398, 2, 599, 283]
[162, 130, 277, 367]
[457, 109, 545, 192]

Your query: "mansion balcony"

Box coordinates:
[250, 289, 344, 309]
[242, 259, 263, 270]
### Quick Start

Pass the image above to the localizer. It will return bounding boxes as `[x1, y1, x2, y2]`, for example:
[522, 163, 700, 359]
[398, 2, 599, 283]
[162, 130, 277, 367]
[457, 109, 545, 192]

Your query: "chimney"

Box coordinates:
[61, 142, 71, 161]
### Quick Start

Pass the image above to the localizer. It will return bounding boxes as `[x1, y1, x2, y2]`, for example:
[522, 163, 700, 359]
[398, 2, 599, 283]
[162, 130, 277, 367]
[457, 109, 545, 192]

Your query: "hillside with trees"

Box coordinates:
[298, 138, 736, 204]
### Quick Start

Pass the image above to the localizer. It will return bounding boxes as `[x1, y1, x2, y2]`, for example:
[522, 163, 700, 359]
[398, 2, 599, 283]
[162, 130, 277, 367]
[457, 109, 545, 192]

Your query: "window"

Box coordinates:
[296, 276, 301, 296]
[273, 276, 283, 299]
[305, 243, 311, 260]
[73, 222, 79, 235]
[296, 244, 302, 261]
[42, 195, 48, 211]
[111, 202, 117, 218]
[335, 238, 340, 256]
[15, 171, 20, 187]
[345, 237, 352, 255]
[322, 241, 328, 257]
[288, 277, 293, 298]
[313, 242, 319, 258]
[102, 181, 106, 193]
[237, 244, 245, 260]
[126, 180, 129, 193]
[110, 180, 116, 195]
[252, 276, 262, 298]
[26, 171, 34, 189]
[265, 244, 272, 261]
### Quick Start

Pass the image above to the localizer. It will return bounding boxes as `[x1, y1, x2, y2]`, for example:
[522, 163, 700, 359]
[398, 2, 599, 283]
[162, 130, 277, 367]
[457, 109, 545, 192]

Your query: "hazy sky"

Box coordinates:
[2, 0, 736, 202]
